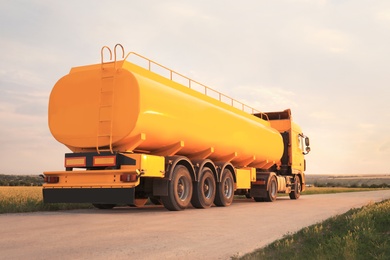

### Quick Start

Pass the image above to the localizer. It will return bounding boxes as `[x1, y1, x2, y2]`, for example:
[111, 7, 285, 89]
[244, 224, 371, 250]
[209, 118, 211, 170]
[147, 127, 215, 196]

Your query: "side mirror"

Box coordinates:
[305, 137, 310, 146]
[303, 146, 311, 155]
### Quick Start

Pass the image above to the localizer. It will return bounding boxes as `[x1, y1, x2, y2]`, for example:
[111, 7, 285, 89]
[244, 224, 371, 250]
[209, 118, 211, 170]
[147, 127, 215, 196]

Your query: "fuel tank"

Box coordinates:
[49, 59, 284, 168]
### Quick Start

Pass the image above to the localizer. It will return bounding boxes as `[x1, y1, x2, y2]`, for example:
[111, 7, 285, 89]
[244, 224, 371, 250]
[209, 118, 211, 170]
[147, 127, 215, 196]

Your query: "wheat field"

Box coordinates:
[0, 186, 92, 213]
[0, 186, 42, 213]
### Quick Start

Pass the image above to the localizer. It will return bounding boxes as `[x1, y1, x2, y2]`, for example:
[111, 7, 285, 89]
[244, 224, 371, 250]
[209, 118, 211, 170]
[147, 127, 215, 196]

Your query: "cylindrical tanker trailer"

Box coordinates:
[43, 44, 311, 211]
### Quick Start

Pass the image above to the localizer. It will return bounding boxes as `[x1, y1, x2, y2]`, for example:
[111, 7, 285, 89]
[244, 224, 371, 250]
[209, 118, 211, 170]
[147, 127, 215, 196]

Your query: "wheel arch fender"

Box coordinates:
[294, 173, 304, 191]
[297, 173, 305, 192]
[257, 171, 277, 191]
[192, 159, 217, 182]
[165, 156, 195, 181]
[215, 162, 236, 183]
[153, 156, 195, 198]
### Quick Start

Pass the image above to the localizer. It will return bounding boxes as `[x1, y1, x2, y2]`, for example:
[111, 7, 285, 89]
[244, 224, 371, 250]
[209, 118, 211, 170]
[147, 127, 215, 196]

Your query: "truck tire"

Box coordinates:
[92, 204, 116, 209]
[214, 169, 234, 207]
[191, 167, 216, 208]
[253, 197, 265, 202]
[265, 176, 277, 202]
[161, 165, 193, 211]
[289, 175, 301, 200]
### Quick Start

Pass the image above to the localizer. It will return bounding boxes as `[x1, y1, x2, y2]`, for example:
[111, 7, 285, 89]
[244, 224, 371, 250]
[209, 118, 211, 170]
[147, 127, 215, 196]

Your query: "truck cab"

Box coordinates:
[253, 109, 310, 199]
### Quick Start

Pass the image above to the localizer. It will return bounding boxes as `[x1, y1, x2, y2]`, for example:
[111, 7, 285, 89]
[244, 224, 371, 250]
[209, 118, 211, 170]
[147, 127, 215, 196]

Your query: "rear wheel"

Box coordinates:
[265, 176, 277, 202]
[289, 175, 301, 200]
[92, 204, 116, 209]
[191, 167, 216, 208]
[253, 197, 265, 202]
[214, 169, 234, 207]
[161, 165, 193, 211]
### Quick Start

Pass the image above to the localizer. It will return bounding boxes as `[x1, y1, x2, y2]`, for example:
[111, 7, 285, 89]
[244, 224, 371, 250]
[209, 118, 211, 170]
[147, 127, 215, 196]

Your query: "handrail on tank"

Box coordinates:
[122, 51, 269, 120]
[114, 44, 125, 70]
[100, 46, 113, 67]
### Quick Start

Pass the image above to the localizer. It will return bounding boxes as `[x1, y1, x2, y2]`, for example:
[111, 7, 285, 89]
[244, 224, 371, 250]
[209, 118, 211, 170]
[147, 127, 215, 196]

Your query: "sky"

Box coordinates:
[0, 0, 389, 175]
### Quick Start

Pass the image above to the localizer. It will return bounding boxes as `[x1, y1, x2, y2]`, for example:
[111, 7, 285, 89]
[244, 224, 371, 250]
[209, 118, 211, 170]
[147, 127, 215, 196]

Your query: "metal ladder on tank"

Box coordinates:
[96, 44, 124, 154]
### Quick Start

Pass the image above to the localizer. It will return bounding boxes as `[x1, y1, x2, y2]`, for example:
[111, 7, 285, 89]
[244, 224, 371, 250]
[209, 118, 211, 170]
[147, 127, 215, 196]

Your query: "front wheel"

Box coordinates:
[214, 169, 234, 207]
[265, 176, 277, 202]
[289, 175, 301, 200]
[161, 165, 193, 211]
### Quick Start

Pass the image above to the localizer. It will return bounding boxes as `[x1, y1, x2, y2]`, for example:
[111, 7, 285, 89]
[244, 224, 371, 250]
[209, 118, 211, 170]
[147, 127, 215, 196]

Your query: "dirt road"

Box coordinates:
[1, 190, 389, 260]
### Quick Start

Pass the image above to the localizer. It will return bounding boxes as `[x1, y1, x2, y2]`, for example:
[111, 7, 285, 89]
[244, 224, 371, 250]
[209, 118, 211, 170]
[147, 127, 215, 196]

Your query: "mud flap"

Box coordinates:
[250, 185, 267, 198]
[152, 178, 169, 196]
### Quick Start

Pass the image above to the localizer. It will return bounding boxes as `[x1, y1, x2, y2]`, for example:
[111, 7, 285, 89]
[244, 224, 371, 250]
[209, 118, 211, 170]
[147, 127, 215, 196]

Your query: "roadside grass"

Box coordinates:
[0, 187, 92, 213]
[235, 199, 390, 260]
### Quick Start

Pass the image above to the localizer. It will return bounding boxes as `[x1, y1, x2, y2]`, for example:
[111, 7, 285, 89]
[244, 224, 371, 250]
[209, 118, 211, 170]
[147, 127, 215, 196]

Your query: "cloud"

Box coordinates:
[375, 9, 390, 21]
[0, 68, 47, 87]
[379, 141, 390, 152]
[224, 85, 297, 112]
[286, 0, 328, 5]
[304, 28, 352, 53]
[308, 110, 336, 122]
[0, 0, 389, 175]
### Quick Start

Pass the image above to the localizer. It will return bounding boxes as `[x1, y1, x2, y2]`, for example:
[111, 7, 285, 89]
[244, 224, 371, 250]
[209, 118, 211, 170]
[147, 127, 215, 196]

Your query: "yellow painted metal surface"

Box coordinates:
[291, 122, 305, 174]
[43, 153, 165, 189]
[49, 56, 284, 168]
[42, 169, 140, 189]
[236, 167, 256, 189]
[121, 154, 165, 178]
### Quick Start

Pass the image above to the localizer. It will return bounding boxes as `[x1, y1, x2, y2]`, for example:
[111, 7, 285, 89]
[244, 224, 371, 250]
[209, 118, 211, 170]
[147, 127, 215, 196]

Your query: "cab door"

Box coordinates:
[291, 123, 307, 174]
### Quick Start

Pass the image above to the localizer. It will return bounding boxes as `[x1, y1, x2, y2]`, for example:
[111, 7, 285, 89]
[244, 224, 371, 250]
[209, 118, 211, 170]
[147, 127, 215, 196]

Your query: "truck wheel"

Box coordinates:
[214, 169, 234, 207]
[161, 165, 193, 211]
[191, 167, 216, 208]
[265, 176, 277, 202]
[92, 204, 116, 209]
[253, 197, 265, 202]
[289, 175, 301, 200]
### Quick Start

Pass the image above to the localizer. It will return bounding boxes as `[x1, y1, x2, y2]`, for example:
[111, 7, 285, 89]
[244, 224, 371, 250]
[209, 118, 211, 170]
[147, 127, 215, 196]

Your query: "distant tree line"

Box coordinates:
[313, 182, 390, 188]
[0, 174, 43, 186]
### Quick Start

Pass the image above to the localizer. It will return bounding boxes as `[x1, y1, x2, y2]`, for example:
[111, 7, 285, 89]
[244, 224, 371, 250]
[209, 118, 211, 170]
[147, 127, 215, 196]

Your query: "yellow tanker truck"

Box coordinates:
[43, 44, 311, 211]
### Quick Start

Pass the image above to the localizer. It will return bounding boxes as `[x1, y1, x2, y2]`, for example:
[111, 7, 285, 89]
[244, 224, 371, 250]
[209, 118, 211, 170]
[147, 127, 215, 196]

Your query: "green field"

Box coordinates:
[236, 199, 390, 260]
